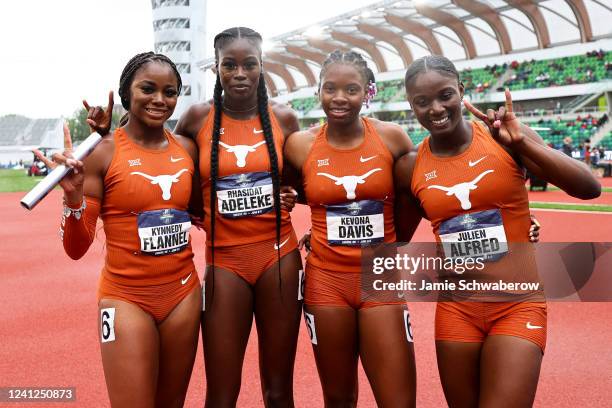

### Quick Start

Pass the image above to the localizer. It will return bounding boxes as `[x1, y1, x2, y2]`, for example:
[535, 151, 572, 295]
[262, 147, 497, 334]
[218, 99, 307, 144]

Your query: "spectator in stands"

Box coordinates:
[591, 146, 600, 167]
[584, 138, 591, 165]
[562, 136, 573, 156]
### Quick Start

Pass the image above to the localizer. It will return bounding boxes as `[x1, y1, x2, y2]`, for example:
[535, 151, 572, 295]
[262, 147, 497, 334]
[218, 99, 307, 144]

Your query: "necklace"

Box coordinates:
[222, 103, 257, 113]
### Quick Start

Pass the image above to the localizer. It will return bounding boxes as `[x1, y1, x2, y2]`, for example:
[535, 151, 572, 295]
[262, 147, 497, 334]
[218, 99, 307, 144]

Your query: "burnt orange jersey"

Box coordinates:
[197, 106, 293, 247]
[101, 127, 195, 286]
[303, 118, 396, 272]
[412, 121, 530, 244]
[411, 121, 538, 298]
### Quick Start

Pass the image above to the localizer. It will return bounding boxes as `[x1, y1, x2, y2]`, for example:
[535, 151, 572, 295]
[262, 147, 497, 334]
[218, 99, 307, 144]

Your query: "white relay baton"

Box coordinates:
[20, 132, 103, 210]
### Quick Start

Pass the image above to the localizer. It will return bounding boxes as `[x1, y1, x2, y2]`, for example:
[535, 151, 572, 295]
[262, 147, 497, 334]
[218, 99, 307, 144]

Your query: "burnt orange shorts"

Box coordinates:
[304, 263, 406, 310]
[206, 231, 298, 285]
[97, 270, 199, 323]
[435, 301, 547, 352]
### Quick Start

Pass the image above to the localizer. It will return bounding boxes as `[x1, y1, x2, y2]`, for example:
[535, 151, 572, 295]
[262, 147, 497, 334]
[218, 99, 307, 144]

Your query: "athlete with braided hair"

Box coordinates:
[38, 52, 203, 407]
[174, 27, 303, 407]
[284, 50, 418, 407]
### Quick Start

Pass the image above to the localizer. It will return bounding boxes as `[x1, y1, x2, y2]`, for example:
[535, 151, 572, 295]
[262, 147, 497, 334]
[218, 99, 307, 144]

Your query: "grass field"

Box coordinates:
[530, 201, 612, 212]
[0, 169, 49, 193]
[546, 186, 612, 193]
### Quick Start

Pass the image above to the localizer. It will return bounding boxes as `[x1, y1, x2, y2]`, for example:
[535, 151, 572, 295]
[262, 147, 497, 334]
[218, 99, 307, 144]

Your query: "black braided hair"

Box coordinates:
[256, 72, 282, 284]
[404, 55, 460, 90]
[319, 50, 373, 89]
[117, 51, 182, 125]
[209, 27, 282, 293]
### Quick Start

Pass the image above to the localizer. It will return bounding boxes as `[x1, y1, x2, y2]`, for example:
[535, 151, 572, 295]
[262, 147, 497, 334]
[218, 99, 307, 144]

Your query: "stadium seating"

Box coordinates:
[373, 79, 404, 103]
[526, 115, 603, 148]
[504, 50, 611, 91]
[462, 65, 505, 94]
[402, 123, 430, 146]
[0, 116, 59, 146]
[288, 50, 611, 114]
[599, 131, 612, 149]
[290, 97, 319, 114]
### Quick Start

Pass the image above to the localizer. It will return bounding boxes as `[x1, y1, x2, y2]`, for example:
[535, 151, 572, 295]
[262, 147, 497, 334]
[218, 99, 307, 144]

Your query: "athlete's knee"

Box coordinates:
[204, 392, 239, 408]
[262, 388, 294, 408]
[323, 392, 357, 408]
[155, 393, 186, 408]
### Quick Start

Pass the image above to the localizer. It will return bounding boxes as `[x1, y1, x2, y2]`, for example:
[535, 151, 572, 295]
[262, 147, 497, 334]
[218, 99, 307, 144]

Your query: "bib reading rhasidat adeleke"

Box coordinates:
[326, 200, 384, 246]
[217, 172, 274, 218]
[137, 209, 191, 256]
[439, 209, 508, 262]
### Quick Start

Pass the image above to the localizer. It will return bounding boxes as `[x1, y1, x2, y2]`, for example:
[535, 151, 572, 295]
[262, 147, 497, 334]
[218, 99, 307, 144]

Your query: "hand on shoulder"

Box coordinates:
[284, 127, 319, 169]
[271, 100, 300, 136]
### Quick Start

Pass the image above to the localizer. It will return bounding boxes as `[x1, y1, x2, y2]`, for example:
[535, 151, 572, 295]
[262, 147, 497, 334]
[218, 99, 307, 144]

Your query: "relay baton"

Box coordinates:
[20, 132, 103, 210]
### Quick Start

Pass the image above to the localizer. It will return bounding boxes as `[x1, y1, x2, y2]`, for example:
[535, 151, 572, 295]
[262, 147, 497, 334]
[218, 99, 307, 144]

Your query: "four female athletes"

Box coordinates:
[44, 23, 593, 407]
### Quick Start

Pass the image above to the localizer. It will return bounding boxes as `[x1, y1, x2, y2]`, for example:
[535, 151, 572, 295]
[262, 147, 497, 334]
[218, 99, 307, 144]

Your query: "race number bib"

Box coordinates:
[326, 200, 384, 246]
[439, 209, 508, 262]
[137, 209, 191, 256]
[217, 172, 273, 218]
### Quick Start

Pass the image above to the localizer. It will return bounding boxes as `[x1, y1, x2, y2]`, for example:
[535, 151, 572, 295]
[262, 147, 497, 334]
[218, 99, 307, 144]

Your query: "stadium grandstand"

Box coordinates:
[0, 115, 63, 167]
[194, 0, 611, 163]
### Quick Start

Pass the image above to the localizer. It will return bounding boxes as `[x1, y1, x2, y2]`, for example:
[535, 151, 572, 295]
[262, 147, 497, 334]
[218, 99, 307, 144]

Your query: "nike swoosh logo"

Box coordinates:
[253, 128, 264, 134]
[468, 156, 486, 167]
[526, 322, 543, 330]
[170, 156, 184, 163]
[274, 237, 290, 250]
[181, 272, 192, 285]
[360, 155, 377, 163]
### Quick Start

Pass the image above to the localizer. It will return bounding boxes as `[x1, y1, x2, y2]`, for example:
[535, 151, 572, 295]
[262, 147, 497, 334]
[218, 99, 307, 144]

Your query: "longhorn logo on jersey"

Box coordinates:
[131, 169, 189, 200]
[427, 170, 494, 210]
[219, 141, 266, 168]
[317, 168, 382, 200]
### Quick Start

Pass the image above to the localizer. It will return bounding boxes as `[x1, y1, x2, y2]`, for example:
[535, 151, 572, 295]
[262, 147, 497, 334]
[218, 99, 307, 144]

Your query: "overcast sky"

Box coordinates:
[0, 0, 380, 119]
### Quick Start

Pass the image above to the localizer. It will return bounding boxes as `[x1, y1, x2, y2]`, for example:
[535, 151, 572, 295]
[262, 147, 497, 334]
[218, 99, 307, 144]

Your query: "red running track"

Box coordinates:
[1, 190, 611, 407]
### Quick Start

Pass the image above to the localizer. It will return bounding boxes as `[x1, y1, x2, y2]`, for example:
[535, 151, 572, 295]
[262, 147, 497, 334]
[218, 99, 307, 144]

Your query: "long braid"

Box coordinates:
[209, 75, 224, 306]
[256, 73, 282, 292]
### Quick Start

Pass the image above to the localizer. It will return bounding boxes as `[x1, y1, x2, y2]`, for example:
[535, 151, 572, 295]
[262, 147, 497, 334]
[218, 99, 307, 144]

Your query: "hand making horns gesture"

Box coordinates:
[83, 91, 114, 136]
[463, 88, 524, 147]
[33, 123, 84, 202]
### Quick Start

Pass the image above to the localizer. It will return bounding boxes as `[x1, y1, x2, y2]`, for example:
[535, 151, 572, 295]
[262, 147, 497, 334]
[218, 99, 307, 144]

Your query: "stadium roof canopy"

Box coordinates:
[198, 0, 611, 96]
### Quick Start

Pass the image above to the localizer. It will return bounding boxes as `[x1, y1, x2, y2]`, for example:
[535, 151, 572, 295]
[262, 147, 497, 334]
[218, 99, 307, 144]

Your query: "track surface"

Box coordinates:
[1, 190, 611, 407]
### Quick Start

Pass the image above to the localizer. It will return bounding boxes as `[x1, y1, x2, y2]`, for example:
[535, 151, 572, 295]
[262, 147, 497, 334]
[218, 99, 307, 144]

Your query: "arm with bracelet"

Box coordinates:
[35, 121, 112, 260]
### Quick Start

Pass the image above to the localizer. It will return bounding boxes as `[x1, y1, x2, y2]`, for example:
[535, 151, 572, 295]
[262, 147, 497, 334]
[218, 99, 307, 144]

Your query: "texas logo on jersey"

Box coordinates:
[219, 141, 266, 168]
[131, 169, 189, 200]
[317, 168, 382, 200]
[427, 170, 494, 210]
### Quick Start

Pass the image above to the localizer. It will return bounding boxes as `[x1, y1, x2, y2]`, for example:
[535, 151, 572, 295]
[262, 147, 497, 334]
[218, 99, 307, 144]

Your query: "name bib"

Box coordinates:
[137, 209, 191, 256]
[217, 172, 273, 218]
[326, 200, 384, 246]
[439, 209, 508, 262]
